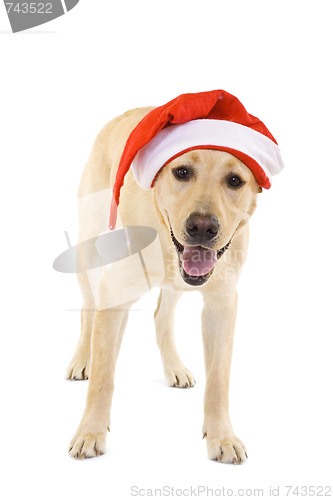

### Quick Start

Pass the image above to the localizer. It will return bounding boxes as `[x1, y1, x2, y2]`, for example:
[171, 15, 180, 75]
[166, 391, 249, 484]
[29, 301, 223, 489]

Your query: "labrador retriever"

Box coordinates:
[66, 91, 283, 464]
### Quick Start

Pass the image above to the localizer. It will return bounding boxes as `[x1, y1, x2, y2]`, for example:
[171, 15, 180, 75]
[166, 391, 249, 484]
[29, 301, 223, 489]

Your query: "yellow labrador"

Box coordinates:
[66, 96, 281, 464]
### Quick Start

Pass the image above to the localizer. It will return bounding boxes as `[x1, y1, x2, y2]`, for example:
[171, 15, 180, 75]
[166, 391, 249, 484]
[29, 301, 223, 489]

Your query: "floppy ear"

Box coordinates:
[258, 187, 263, 193]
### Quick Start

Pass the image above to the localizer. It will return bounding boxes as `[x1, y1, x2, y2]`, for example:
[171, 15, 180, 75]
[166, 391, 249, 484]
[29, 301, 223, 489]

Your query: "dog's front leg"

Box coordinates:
[69, 306, 129, 459]
[201, 290, 247, 465]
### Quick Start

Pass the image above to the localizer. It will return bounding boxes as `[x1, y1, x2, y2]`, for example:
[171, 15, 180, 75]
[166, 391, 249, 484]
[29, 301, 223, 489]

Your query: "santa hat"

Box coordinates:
[109, 89, 284, 229]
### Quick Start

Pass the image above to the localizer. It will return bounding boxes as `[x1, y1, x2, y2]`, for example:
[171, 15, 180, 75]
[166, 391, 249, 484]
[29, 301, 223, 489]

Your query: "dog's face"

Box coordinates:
[154, 150, 259, 286]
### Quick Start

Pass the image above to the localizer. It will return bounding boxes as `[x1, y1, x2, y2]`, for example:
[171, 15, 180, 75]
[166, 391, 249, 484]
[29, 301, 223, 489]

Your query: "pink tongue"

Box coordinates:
[182, 246, 217, 276]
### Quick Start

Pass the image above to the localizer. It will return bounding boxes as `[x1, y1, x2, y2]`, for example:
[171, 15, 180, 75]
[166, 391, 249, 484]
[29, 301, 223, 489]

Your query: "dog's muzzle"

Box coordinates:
[169, 226, 231, 287]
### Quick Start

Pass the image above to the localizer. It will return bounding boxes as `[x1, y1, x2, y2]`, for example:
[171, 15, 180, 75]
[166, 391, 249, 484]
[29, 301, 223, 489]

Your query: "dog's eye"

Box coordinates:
[173, 167, 192, 181]
[227, 175, 244, 189]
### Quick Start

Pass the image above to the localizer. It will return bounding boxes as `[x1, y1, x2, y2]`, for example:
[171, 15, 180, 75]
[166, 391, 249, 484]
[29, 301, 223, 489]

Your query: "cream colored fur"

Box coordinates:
[67, 107, 259, 464]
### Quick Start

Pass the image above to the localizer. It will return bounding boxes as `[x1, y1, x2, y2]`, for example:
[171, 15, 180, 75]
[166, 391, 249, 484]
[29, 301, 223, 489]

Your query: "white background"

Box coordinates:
[1, 1, 333, 499]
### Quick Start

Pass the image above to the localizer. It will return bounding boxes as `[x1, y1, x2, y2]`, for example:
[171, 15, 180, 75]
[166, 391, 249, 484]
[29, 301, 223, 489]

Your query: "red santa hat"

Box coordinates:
[109, 89, 284, 229]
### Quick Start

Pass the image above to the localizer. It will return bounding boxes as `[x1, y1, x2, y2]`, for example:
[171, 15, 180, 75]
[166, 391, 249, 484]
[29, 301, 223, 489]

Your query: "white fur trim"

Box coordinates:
[131, 119, 284, 189]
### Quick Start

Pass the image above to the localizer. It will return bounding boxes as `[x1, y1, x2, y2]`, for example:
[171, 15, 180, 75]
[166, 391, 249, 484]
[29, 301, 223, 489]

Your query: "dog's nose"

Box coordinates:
[186, 213, 219, 242]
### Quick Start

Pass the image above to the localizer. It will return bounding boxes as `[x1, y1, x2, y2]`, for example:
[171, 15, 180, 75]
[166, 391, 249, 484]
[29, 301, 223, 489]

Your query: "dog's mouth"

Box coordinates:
[170, 227, 231, 287]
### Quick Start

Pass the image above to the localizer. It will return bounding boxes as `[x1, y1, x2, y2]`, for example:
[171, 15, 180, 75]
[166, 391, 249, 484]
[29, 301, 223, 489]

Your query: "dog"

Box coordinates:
[66, 90, 283, 464]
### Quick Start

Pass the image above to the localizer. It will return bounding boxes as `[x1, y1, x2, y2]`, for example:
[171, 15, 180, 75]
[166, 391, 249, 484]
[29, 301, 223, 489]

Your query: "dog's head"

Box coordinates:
[154, 149, 260, 286]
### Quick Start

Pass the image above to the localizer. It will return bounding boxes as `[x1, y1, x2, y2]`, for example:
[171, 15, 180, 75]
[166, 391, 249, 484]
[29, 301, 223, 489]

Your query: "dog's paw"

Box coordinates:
[66, 358, 90, 380]
[68, 432, 106, 459]
[165, 366, 196, 388]
[206, 435, 247, 465]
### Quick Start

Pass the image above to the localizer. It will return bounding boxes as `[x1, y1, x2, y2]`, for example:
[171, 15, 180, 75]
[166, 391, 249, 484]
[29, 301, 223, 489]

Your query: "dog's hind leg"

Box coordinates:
[154, 289, 195, 388]
[66, 271, 95, 380]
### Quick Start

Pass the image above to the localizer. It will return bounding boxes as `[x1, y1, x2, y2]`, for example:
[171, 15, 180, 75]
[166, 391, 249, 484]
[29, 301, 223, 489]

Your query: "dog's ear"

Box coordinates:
[258, 187, 263, 193]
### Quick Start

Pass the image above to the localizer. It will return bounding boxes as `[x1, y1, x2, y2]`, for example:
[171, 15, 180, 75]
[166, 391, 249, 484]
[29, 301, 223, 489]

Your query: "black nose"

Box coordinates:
[186, 213, 219, 242]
